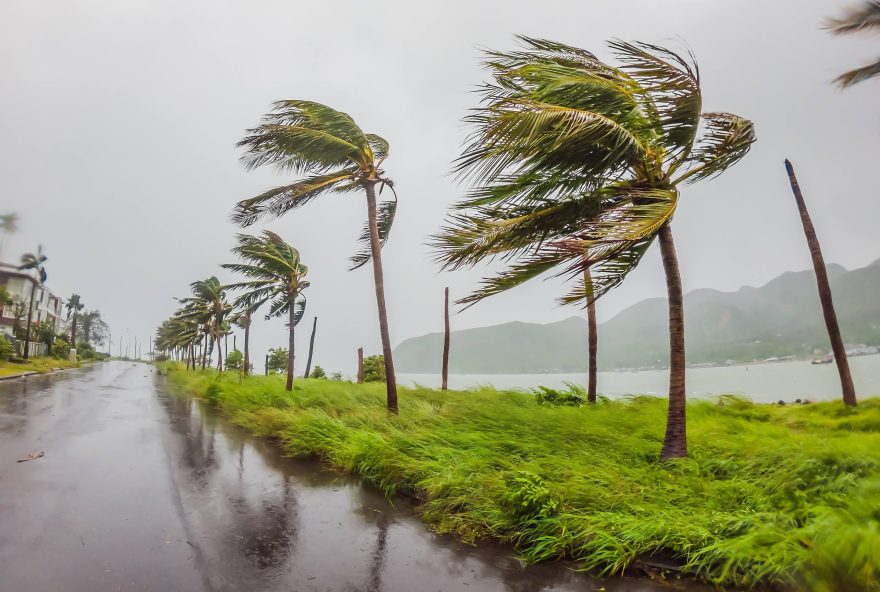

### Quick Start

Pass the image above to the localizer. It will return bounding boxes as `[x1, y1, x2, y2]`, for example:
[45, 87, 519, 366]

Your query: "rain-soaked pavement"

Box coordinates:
[0, 361, 710, 592]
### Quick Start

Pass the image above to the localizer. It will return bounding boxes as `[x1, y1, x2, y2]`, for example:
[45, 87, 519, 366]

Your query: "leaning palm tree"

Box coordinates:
[232, 101, 400, 411]
[178, 277, 231, 372]
[65, 294, 85, 347]
[827, 1, 880, 87]
[434, 37, 755, 459]
[785, 160, 857, 406]
[222, 231, 309, 391]
[18, 246, 47, 359]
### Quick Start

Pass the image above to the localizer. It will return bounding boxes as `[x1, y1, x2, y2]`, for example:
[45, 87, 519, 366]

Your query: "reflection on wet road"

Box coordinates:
[0, 362, 703, 591]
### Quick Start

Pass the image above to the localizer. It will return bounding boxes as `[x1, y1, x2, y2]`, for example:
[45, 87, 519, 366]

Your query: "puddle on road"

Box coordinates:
[157, 385, 712, 592]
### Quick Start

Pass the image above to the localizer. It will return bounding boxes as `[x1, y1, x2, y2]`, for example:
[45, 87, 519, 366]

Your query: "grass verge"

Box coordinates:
[158, 362, 880, 590]
[0, 357, 83, 377]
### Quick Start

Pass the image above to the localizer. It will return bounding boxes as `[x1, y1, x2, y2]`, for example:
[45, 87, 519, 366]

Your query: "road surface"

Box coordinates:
[0, 361, 703, 591]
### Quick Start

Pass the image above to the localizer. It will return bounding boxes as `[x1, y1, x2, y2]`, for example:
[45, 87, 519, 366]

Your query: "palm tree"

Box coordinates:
[784, 160, 857, 406]
[178, 277, 231, 372]
[65, 294, 85, 347]
[827, 1, 880, 88]
[230, 308, 254, 375]
[434, 38, 756, 459]
[17, 247, 47, 360]
[222, 231, 309, 391]
[232, 100, 400, 411]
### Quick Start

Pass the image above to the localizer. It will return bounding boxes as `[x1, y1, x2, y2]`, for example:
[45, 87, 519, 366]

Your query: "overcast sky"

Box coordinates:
[1, 0, 878, 374]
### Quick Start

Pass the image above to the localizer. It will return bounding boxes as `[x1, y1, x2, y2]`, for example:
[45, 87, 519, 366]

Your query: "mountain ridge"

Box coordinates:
[394, 262, 880, 374]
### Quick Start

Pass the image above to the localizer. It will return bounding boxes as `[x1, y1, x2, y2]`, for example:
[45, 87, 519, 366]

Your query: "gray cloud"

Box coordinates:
[1, 0, 877, 374]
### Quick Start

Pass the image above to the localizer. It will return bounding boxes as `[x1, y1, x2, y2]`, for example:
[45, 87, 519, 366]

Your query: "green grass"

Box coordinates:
[0, 357, 83, 377]
[159, 362, 880, 590]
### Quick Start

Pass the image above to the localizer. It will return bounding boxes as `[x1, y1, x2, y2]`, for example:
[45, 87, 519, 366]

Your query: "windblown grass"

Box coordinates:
[159, 363, 880, 590]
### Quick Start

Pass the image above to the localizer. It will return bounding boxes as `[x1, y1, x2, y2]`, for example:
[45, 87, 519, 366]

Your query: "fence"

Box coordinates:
[14, 340, 48, 358]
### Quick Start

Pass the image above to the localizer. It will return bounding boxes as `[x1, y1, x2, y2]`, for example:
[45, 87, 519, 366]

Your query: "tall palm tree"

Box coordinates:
[232, 100, 400, 411]
[222, 231, 309, 391]
[178, 277, 231, 372]
[65, 294, 85, 347]
[18, 247, 47, 360]
[784, 160, 857, 406]
[827, 1, 880, 87]
[434, 37, 755, 459]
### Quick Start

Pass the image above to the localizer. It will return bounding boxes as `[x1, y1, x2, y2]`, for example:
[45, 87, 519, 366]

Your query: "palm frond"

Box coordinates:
[826, 1, 880, 34]
[350, 193, 397, 270]
[833, 58, 880, 88]
[231, 170, 354, 226]
[608, 39, 702, 167]
[675, 113, 756, 184]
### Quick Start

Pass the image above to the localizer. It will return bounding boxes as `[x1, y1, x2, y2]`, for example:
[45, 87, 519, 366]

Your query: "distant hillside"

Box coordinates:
[394, 260, 880, 373]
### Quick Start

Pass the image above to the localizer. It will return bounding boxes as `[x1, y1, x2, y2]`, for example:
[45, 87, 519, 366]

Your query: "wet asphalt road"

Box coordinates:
[0, 362, 706, 592]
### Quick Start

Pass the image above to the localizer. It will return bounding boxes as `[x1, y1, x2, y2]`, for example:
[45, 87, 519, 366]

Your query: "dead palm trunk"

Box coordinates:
[357, 347, 364, 384]
[286, 305, 295, 391]
[303, 316, 317, 378]
[243, 316, 250, 376]
[785, 160, 857, 406]
[584, 267, 598, 404]
[442, 287, 450, 390]
[658, 222, 687, 459]
[364, 181, 398, 412]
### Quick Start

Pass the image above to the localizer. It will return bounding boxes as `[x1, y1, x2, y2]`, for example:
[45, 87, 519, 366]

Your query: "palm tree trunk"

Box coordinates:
[243, 319, 250, 376]
[286, 306, 295, 391]
[216, 331, 223, 372]
[71, 313, 78, 347]
[23, 278, 36, 360]
[785, 160, 857, 406]
[364, 182, 398, 412]
[303, 316, 317, 378]
[584, 267, 598, 404]
[442, 287, 450, 390]
[357, 347, 364, 384]
[658, 223, 687, 460]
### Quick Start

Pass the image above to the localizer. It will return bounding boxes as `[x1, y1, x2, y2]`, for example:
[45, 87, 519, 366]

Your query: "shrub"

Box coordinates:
[0, 335, 13, 361]
[52, 337, 70, 359]
[362, 355, 386, 382]
[533, 382, 588, 406]
[225, 349, 244, 370]
[267, 347, 288, 374]
[310, 365, 326, 379]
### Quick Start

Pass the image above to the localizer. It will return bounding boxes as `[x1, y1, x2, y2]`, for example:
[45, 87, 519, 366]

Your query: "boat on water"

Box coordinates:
[811, 356, 833, 365]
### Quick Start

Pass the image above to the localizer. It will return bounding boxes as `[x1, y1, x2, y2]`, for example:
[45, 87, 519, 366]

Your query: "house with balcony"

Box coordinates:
[0, 262, 63, 341]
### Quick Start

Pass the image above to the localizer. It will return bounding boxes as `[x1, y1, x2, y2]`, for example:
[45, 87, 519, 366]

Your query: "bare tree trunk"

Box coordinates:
[658, 223, 687, 460]
[785, 160, 857, 406]
[584, 266, 598, 404]
[442, 287, 450, 390]
[357, 347, 364, 384]
[23, 278, 36, 360]
[243, 317, 250, 376]
[304, 316, 317, 378]
[364, 182, 398, 412]
[286, 306, 295, 391]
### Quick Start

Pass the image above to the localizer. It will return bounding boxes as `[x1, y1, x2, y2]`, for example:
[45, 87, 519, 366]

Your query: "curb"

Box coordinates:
[0, 371, 39, 381]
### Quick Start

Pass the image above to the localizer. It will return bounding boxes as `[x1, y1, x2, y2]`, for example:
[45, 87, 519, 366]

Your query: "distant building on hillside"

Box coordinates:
[0, 262, 63, 339]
